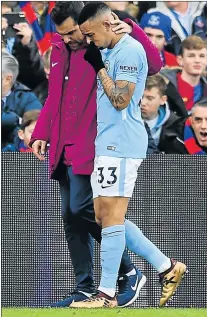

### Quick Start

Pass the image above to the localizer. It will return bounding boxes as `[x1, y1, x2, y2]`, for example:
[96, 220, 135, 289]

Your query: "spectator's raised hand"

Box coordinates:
[13, 23, 33, 46]
[110, 12, 132, 34]
[32, 140, 47, 161]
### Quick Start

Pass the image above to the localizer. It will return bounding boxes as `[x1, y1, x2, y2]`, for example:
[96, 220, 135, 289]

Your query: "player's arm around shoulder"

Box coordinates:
[98, 43, 146, 111]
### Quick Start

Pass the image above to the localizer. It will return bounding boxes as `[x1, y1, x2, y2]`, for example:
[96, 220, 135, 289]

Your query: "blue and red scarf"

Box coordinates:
[19, 1, 56, 55]
[184, 118, 206, 155]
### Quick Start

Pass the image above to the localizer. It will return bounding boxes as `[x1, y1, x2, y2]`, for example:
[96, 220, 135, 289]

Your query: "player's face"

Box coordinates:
[141, 88, 167, 120]
[144, 27, 166, 52]
[190, 106, 207, 148]
[79, 19, 111, 49]
[180, 48, 207, 76]
[56, 17, 86, 51]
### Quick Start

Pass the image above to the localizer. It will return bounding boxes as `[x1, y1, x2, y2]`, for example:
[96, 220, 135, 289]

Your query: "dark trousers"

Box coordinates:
[58, 165, 134, 293]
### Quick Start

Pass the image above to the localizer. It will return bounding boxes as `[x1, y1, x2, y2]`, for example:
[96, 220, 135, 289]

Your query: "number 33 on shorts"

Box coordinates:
[91, 156, 143, 199]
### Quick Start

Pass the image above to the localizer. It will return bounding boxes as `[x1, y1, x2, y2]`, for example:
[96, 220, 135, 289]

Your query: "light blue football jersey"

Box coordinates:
[96, 34, 148, 159]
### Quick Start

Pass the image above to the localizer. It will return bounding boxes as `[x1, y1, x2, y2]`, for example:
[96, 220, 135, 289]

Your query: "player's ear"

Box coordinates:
[103, 20, 111, 31]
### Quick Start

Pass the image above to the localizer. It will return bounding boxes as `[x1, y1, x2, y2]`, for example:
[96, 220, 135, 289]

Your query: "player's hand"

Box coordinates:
[13, 22, 33, 46]
[110, 12, 132, 34]
[32, 140, 47, 161]
[84, 41, 105, 74]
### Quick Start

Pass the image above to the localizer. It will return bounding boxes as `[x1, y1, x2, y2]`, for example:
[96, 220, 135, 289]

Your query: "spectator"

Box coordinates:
[159, 98, 207, 154]
[140, 12, 179, 67]
[1, 13, 45, 90]
[148, 2, 207, 56]
[141, 74, 178, 149]
[160, 36, 207, 118]
[1, 52, 42, 149]
[2, 110, 41, 152]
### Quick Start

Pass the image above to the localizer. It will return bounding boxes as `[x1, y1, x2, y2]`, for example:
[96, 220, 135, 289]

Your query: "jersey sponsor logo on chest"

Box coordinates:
[120, 65, 138, 72]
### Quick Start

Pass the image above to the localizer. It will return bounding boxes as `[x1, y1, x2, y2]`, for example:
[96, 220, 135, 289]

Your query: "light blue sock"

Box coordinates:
[98, 225, 125, 297]
[125, 219, 171, 273]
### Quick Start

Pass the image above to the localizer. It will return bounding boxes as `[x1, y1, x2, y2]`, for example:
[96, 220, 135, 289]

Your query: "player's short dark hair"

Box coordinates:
[145, 74, 167, 96]
[50, 1, 84, 26]
[78, 2, 111, 25]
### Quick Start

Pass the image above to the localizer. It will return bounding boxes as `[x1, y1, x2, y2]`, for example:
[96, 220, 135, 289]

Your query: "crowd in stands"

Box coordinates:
[1, 1, 207, 155]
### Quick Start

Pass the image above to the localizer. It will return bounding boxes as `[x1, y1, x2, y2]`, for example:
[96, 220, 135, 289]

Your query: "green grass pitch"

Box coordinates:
[2, 308, 207, 317]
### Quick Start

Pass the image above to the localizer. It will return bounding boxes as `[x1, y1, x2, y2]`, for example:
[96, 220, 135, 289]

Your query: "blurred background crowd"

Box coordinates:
[1, 1, 207, 155]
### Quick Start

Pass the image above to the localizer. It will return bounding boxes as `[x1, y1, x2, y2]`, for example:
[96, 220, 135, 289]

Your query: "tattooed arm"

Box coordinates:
[98, 68, 136, 111]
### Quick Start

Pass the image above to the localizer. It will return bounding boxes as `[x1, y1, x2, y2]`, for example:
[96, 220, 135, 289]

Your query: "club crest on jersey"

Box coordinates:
[105, 60, 110, 72]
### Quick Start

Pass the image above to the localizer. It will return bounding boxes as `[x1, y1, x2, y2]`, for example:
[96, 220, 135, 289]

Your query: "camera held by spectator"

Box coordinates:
[1, 7, 46, 91]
